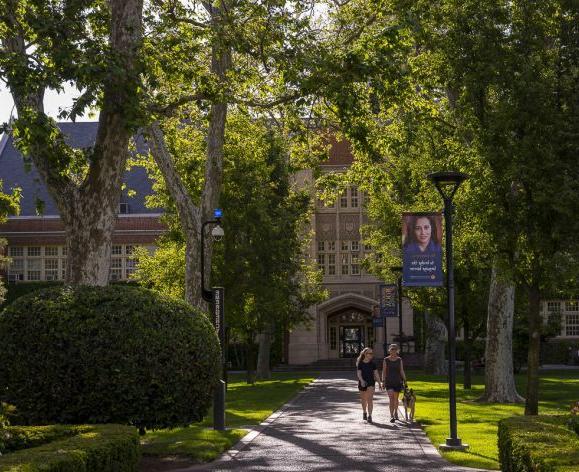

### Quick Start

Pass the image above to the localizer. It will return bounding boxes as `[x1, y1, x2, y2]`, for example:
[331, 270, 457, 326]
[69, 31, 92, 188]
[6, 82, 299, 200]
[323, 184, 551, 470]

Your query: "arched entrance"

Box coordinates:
[317, 293, 379, 360]
[328, 308, 373, 358]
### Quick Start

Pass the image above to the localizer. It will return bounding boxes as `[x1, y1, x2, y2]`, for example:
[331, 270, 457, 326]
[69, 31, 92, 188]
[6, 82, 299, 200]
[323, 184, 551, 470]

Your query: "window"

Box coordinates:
[327, 241, 335, 251]
[9, 259, 24, 271]
[329, 327, 337, 350]
[317, 254, 326, 275]
[547, 301, 561, 312]
[9, 247, 23, 257]
[44, 259, 59, 280]
[45, 247, 58, 256]
[351, 187, 359, 208]
[566, 314, 579, 336]
[341, 241, 349, 251]
[364, 244, 372, 251]
[565, 301, 579, 312]
[351, 254, 360, 275]
[125, 245, 135, 256]
[62, 246, 68, 256]
[341, 254, 349, 275]
[340, 191, 348, 208]
[328, 254, 336, 275]
[27, 258, 41, 280]
[27, 247, 41, 257]
[318, 241, 325, 253]
[351, 241, 359, 252]
[119, 202, 130, 214]
[112, 245, 122, 255]
[111, 258, 122, 269]
[125, 259, 137, 278]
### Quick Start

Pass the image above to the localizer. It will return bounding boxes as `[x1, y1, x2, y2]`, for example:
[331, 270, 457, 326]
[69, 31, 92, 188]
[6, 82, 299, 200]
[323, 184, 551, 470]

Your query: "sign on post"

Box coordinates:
[402, 212, 444, 287]
[380, 284, 398, 317]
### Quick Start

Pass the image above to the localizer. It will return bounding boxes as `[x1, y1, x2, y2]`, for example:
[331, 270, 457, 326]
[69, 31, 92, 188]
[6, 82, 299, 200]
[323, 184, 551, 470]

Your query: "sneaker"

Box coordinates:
[367, 415, 373, 424]
[390, 417, 396, 423]
[363, 412, 367, 421]
[394, 413, 399, 420]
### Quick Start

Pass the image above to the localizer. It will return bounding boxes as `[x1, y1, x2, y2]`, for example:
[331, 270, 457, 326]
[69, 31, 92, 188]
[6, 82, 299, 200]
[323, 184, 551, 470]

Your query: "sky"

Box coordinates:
[0, 83, 97, 125]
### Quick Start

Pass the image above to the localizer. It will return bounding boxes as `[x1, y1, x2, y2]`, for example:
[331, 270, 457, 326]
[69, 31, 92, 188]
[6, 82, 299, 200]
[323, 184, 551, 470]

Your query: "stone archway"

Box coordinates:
[317, 293, 379, 360]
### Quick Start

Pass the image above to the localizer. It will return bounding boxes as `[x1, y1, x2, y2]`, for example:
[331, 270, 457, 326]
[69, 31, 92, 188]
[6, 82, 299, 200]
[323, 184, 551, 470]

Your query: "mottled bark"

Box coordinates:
[3, 0, 144, 285]
[424, 311, 447, 375]
[525, 281, 541, 415]
[478, 264, 524, 403]
[256, 322, 274, 380]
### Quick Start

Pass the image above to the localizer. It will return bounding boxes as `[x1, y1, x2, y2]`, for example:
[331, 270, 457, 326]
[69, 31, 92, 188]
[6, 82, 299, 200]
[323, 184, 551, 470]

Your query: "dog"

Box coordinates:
[401, 384, 416, 422]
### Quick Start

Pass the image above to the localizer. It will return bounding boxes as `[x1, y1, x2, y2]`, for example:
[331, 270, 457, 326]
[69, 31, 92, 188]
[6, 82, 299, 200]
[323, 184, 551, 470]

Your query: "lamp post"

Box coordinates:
[201, 208, 226, 431]
[390, 266, 403, 352]
[427, 171, 469, 451]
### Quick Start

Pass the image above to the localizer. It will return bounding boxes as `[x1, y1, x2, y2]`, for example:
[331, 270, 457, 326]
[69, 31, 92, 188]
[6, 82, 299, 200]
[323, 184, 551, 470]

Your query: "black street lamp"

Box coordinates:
[201, 208, 226, 431]
[428, 171, 469, 451]
[390, 266, 403, 352]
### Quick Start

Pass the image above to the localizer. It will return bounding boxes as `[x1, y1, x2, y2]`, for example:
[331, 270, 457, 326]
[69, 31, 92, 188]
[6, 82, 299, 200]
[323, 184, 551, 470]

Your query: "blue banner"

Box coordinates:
[402, 212, 444, 287]
[379, 284, 398, 317]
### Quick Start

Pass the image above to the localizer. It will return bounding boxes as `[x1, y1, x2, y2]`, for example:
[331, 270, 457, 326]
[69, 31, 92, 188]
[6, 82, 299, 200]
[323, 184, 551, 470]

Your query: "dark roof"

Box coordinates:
[0, 122, 159, 216]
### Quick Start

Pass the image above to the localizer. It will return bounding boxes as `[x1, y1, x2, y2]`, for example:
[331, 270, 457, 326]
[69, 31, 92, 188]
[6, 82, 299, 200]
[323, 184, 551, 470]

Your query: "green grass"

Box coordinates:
[410, 370, 579, 470]
[141, 372, 317, 462]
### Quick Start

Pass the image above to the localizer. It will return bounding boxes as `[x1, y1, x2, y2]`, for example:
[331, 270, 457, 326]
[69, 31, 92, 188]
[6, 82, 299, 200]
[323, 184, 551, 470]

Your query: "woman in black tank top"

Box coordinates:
[356, 347, 380, 423]
[381, 343, 406, 422]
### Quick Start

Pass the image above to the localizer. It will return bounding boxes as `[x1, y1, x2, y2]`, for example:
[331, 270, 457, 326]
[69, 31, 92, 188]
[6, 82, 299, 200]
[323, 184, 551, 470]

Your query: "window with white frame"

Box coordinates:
[566, 314, 579, 336]
[351, 240, 359, 252]
[340, 190, 348, 208]
[351, 187, 359, 208]
[328, 254, 336, 275]
[565, 301, 579, 312]
[341, 240, 349, 251]
[318, 241, 325, 253]
[328, 241, 336, 251]
[341, 253, 349, 275]
[351, 253, 360, 275]
[317, 254, 326, 275]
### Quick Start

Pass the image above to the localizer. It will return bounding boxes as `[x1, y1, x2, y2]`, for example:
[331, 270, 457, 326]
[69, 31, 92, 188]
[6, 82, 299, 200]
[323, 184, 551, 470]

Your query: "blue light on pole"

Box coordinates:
[214, 208, 223, 219]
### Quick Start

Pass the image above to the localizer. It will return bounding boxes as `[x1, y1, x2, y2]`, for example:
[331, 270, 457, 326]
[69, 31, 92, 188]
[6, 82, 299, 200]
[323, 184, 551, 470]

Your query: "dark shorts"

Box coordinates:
[386, 384, 403, 392]
[358, 381, 375, 392]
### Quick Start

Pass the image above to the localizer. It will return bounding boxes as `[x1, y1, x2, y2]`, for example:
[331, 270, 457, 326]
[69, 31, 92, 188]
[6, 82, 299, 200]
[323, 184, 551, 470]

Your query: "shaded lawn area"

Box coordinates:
[140, 372, 317, 463]
[410, 369, 578, 470]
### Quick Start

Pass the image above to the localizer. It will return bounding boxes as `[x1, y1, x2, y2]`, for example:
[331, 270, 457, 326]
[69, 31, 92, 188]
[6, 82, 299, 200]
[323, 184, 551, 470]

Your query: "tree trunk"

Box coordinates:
[246, 338, 257, 384]
[4, 0, 144, 286]
[525, 281, 541, 415]
[478, 264, 523, 403]
[424, 311, 448, 375]
[463, 317, 472, 390]
[256, 322, 274, 380]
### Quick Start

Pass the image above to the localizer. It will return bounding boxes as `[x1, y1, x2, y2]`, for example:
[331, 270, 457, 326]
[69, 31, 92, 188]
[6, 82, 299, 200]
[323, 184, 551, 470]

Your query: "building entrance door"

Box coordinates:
[341, 325, 363, 358]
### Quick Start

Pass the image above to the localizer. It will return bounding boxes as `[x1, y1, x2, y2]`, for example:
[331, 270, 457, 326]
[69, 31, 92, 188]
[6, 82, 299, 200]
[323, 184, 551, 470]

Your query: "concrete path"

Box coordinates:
[176, 372, 488, 472]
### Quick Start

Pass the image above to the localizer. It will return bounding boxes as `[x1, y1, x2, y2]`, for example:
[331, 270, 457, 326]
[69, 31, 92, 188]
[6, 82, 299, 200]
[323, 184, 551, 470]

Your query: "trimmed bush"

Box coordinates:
[0, 285, 220, 430]
[498, 415, 579, 472]
[0, 424, 139, 471]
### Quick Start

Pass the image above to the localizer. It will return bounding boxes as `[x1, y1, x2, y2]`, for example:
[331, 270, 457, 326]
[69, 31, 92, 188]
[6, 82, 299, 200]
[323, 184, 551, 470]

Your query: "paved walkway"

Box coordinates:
[174, 372, 487, 472]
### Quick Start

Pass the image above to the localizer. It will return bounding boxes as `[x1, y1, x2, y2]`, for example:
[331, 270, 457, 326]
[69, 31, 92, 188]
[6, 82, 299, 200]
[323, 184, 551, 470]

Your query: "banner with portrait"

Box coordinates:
[402, 212, 444, 287]
[379, 284, 398, 317]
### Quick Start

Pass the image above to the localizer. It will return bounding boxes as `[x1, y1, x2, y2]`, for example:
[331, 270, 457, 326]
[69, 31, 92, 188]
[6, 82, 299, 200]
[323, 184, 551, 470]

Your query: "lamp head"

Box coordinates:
[427, 171, 468, 202]
[213, 208, 223, 221]
[211, 224, 224, 241]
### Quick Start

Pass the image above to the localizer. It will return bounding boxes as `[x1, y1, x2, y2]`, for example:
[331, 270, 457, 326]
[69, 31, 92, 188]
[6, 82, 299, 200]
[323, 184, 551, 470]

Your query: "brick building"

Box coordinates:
[0, 122, 164, 283]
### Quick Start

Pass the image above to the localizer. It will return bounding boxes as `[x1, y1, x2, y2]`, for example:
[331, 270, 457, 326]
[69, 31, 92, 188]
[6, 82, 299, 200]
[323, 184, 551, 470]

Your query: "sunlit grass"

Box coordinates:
[409, 370, 578, 470]
[141, 372, 317, 462]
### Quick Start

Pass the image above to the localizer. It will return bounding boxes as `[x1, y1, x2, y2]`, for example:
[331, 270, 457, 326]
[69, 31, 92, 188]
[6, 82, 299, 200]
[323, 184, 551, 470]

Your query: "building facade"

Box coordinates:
[288, 140, 414, 365]
[0, 123, 164, 283]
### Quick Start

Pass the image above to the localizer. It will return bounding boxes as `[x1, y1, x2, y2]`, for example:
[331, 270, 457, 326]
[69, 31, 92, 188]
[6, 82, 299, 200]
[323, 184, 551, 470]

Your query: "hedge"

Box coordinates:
[498, 415, 579, 472]
[0, 285, 221, 430]
[0, 424, 139, 471]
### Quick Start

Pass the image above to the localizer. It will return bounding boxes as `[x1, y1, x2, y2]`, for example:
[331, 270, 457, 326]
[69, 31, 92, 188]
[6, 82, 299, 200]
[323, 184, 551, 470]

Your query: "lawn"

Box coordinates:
[410, 370, 579, 470]
[140, 372, 317, 463]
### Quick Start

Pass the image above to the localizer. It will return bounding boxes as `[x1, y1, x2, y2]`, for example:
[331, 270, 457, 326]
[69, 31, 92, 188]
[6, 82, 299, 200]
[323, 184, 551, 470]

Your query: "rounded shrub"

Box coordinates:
[0, 285, 220, 430]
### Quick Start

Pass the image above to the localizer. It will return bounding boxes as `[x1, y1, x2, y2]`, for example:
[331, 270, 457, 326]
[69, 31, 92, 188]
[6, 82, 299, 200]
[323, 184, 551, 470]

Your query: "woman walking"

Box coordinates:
[382, 344, 406, 422]
[356, 347, 380, 423]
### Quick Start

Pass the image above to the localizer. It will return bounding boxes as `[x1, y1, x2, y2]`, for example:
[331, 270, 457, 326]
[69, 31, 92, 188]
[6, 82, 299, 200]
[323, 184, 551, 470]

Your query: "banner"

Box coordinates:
[402, 212, 444, 287]
[379, 284, 398, 317]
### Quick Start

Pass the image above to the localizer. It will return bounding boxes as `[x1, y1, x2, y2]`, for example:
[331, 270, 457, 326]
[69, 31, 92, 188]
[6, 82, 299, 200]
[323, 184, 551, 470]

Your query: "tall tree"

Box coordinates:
[0, 0, 144, 285]
[0, 181, 20, 304]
